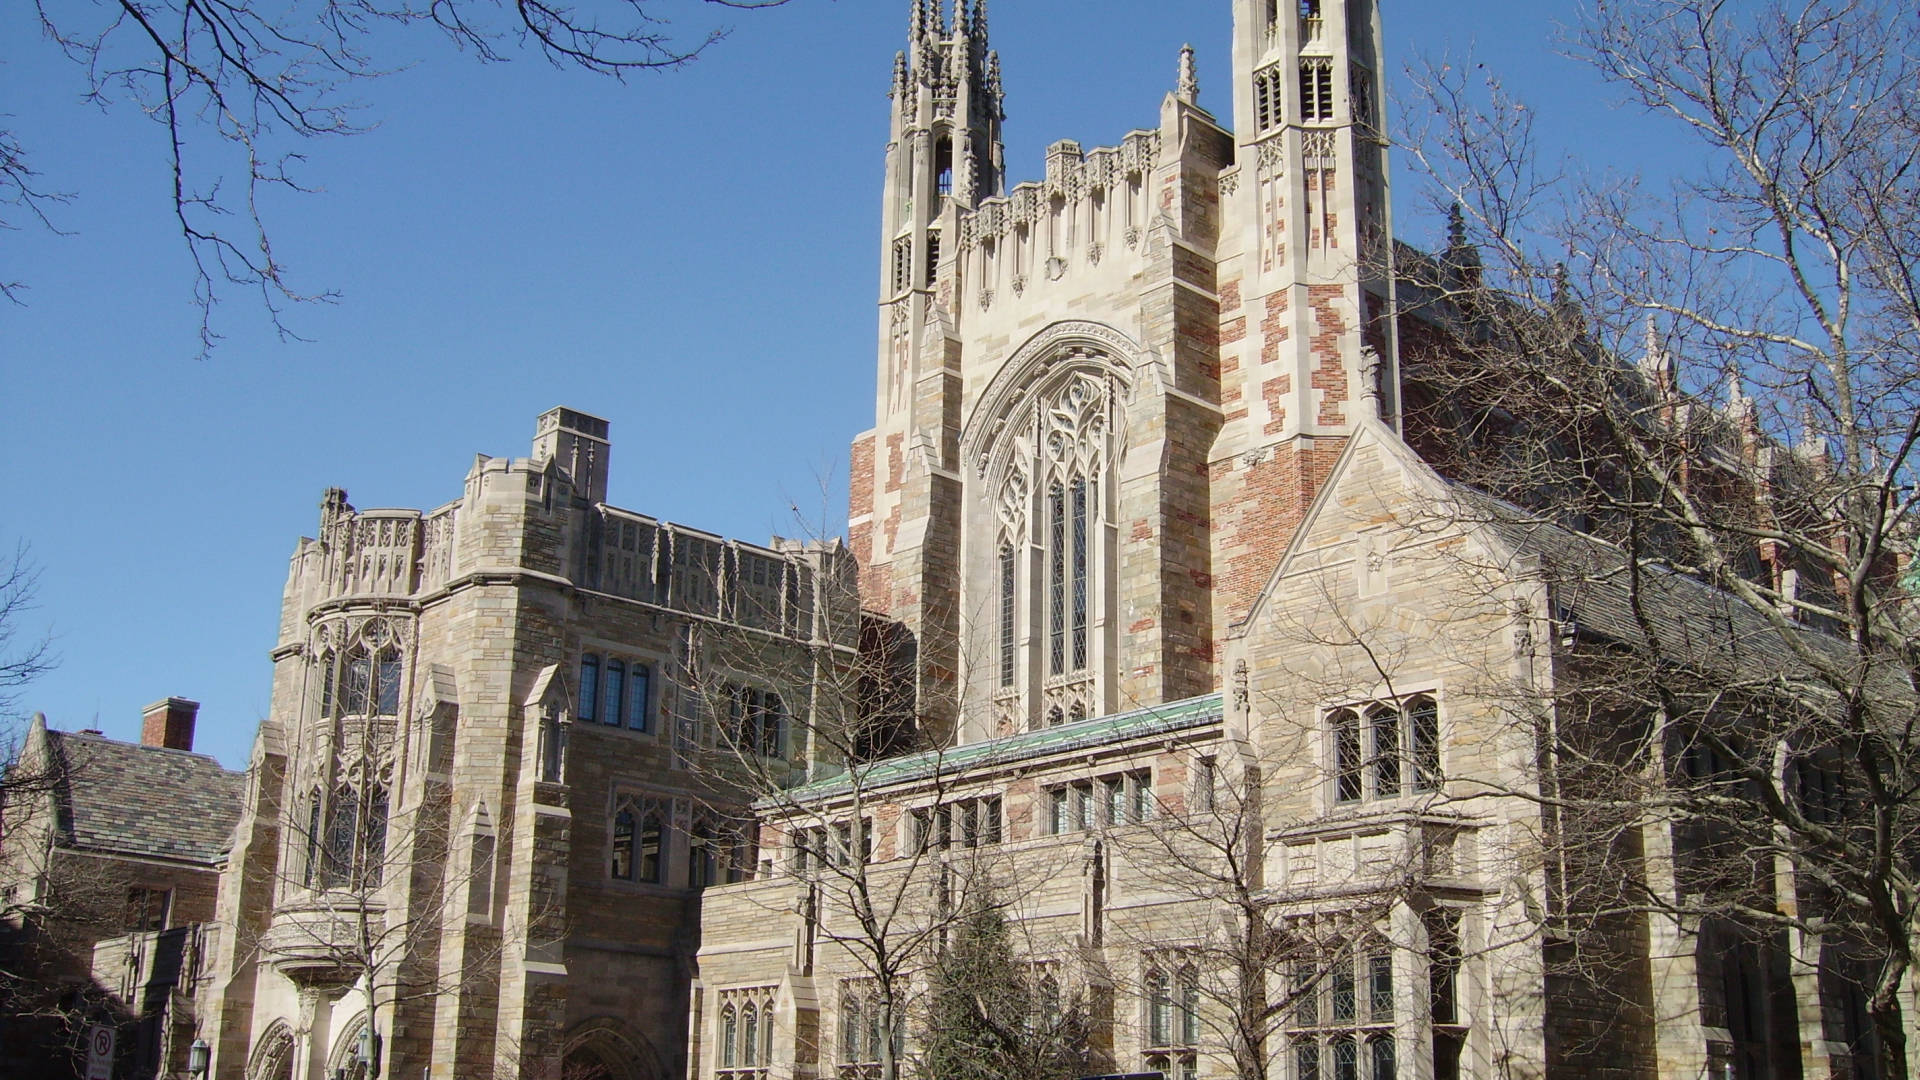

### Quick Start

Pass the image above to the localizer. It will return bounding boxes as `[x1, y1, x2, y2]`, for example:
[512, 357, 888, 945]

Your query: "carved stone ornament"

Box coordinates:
[1012, 274, 1028, 297]
[1044, 373, 1110, 476]
[955, 131, 1161, 250]
[1045, 256, 1068, 281]
[1086, 242, 1104, 266]
[997, 452, 1032, 536]
[1218, 171, 1239, 197]
[962, 321, 1145, 468]
[979, 288, 995, 311]
[1302, 128, 1337, 166]
[1258, 137, 1286, 179]
[1124, 226, 1142, 250]
[1233, 659, 1250, 713]
[891, 301, 909, 330]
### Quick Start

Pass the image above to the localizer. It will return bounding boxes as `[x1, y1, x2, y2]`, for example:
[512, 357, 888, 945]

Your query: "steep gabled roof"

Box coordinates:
[45, 730, 245, 866]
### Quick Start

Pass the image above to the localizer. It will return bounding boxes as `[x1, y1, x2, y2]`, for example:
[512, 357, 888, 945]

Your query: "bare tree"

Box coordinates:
[684, 545, 1074, 1080]
[12, 0, 795, 352]
[1386, 1, 1920, 1074]
[0, 544, 55, 722]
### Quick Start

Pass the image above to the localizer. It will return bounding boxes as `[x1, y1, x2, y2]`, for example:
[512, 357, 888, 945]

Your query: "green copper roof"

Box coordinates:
[780, 692, 1224, 804]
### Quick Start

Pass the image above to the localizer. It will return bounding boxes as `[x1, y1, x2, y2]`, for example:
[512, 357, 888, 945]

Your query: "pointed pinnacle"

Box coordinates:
[1178, 44, 1199, 103]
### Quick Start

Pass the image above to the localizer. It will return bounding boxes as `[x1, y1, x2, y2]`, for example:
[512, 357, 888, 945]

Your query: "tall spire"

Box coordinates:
[973, 0, 989, 43]
[1177, 44, 1200, 103]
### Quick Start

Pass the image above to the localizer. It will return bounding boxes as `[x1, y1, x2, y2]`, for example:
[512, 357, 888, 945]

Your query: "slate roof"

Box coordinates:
[45, 730, 246, 866]
[1455, 486, 1908, 697]
[777, 693, 1224, 804]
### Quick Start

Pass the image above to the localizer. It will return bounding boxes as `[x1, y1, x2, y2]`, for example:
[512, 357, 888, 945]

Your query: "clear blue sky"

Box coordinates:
[0, 0, 1658, 769]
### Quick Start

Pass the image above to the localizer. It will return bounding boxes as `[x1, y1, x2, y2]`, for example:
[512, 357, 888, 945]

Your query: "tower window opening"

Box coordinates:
[1301, 58, 1335, 123]
[935, 138, 954, 198]
[1351, 65, 1376, 132]
[892, 237, 912, 295]
[1254, 65, 1285, 134]
[925, 230, 942, 286]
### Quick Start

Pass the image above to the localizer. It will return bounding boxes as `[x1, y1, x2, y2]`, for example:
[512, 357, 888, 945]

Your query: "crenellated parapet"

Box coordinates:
[316, 497, 425, 601]
[957, 131, 1161, 250]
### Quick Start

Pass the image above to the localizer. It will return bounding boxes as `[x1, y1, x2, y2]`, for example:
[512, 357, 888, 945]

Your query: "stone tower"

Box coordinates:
[1209, 0, 1398, 630]
[851, 0, 1400, 747]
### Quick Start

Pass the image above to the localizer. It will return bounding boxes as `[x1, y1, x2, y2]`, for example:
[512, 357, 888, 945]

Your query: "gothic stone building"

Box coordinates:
[196, 409, 857, 1080]
[194, 2, 1892, 1080]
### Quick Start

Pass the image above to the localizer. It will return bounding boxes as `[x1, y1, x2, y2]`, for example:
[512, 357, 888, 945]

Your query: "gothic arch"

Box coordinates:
[328, 1014, 371, 1080]
[560, 1018, 663, 1080]
[961, 321, 1149, 731]
[960, 320, 1148, 479]
[247, 1021, 296, 1080]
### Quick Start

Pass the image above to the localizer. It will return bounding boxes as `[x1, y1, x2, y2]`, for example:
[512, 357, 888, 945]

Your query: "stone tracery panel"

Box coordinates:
[965, 323, 1141, 734]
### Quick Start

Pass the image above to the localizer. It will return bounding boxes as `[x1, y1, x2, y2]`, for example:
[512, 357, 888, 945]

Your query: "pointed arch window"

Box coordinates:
[604, 660, 625, 727]
[742, 1005, 760, 1067]
[1147, 968, 1173, 1047]
[1048, 483, 1067, 674]
[721, 1007, 739, 1069]
[1179, 965, 1202, 1045]
[579, 654, 599, 722]
[998, 544, 1017, 688]
[612, 809, 636, 880]
[983, 364, 1119, 727]
[638, 807, 665, 884]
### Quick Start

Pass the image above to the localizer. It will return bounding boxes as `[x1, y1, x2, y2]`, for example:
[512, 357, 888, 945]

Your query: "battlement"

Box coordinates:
[298, 409, 848, 645]
[957, 131, 1160, 251]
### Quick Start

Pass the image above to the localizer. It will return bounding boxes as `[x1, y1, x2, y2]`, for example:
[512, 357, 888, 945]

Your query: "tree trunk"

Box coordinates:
[1873, 994, 1911, 1080]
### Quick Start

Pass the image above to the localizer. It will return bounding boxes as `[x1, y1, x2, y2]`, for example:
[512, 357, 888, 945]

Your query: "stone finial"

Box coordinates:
[907, 0, 923, 47]
[973, 0, 989, 43]
[1639, 313, 1674, 391]
[1447, 202, 1468, 249]
[953, 0, 967, 36]
[1177, 44, 1200, 103]
[891, 50, 908, 97]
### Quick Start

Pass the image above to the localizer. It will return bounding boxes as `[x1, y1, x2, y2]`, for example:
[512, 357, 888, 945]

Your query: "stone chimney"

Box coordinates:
[141, 697, 200, 751]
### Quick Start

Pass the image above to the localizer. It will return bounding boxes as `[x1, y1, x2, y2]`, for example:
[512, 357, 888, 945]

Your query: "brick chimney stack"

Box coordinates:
[141, 697, 200, 751]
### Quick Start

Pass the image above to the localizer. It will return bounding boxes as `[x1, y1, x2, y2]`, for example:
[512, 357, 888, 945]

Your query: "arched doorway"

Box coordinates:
[560, 1023, 658, 1080]
[247, 1022, 296, 1080]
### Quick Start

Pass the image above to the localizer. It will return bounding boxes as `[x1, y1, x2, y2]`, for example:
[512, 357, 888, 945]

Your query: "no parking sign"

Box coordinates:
[85, 1024, 114, 1080]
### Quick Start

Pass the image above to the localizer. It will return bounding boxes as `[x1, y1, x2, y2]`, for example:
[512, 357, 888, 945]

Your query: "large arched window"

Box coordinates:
[983, 364, 1122, 730]
[314, 619, 404, 720]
